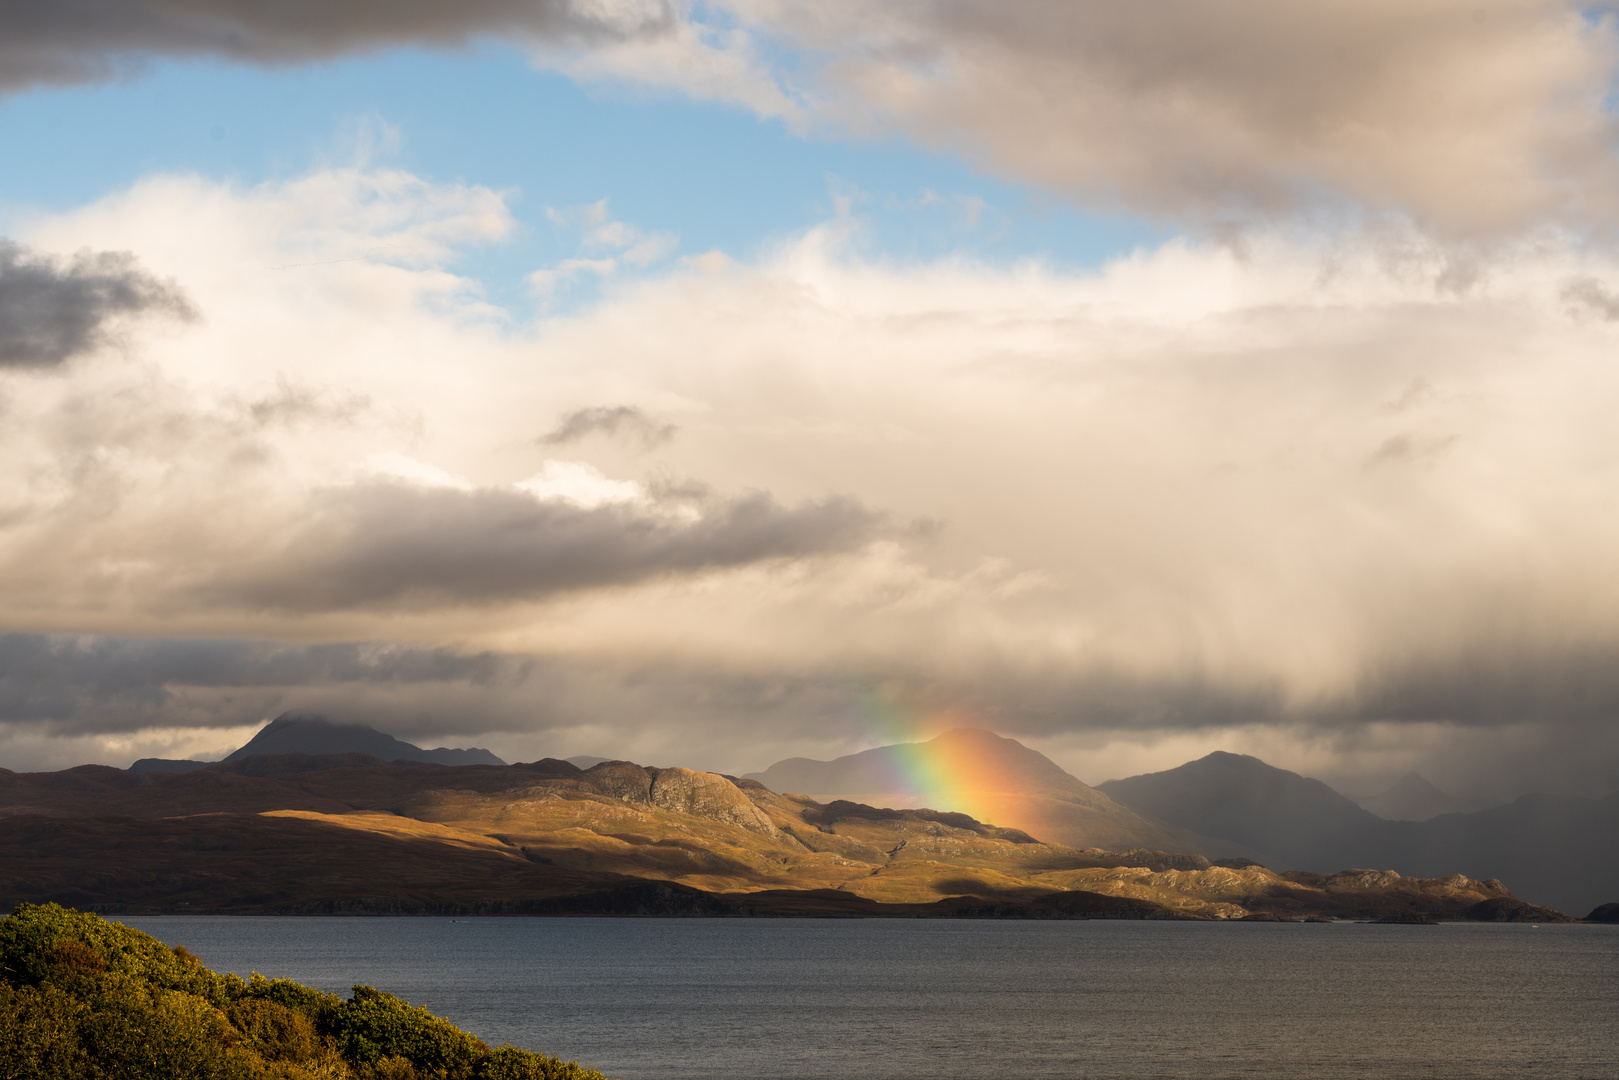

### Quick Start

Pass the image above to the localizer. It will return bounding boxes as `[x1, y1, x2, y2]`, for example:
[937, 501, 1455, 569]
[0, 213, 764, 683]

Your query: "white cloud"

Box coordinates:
[531, 199, 678, 296]
[6, 164, 1619, 786]
[515, 459, 644, 508]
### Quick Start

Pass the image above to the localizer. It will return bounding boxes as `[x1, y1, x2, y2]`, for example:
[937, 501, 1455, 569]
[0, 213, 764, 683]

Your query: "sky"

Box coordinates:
[2, 0, 1619, 802]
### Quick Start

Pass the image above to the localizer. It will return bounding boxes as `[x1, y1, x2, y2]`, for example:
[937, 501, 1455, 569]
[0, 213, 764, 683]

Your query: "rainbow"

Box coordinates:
[844, 687, 1010, 821]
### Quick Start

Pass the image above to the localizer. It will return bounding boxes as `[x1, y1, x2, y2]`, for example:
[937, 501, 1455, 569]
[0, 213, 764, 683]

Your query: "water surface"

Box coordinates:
[119, 917, 1619, 1080]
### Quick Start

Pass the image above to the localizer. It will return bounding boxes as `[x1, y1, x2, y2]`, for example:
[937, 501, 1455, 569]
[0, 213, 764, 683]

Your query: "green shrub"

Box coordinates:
[73, 974, 254, 1080]
[239, 974, 344, 1029]
[326, 985, 487, 1078]
[228, 998, 321, 1062]
[477, 1045, 612, 1080]
[0, 905, 613, 1080]
[0, 903, 231, 1007]
[0, 982, 91, 1079]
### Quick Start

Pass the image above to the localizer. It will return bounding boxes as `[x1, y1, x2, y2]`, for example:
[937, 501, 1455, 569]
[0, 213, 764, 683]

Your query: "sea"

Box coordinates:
[116, 917, 1619, 1080]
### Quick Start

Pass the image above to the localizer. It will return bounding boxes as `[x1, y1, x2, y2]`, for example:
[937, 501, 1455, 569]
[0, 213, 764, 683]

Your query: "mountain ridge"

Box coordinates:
[0, 752, 1579, 922]
[127, 712, 504, 773]
[1098, 751, 1619, 914]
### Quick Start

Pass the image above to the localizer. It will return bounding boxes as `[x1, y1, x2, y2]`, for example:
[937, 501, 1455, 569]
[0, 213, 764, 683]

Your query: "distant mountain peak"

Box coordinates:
[220, 712, 506, 768]
[1353, 770, 1476, 822]
[1098, 752, 1383, 873]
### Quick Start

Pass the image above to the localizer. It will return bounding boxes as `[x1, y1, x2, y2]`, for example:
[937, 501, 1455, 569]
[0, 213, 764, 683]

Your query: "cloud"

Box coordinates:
[1562, 276, 1619, 320]
[0, 239, 195, 367]
[14, 1, 1619, 236]
[533, 1, 1619, 233]
[0, 633, 516, 729]
[8, 164, 1619, 795]
[0, 631, 550, 771]
[219, 478, 881, 612]
[530, 11, 807, 122]
[530, 200, 679, 297]
[539, 405, 676, 449]
[0, 0, 679, 92]
[18, 3, 1617, 232]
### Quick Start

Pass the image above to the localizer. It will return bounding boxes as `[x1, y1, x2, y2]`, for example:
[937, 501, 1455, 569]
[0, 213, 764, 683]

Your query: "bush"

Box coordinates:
[1, 903, 234, 1008]
[326, 985, 488, 1078]
[0, 904, 615, 1080]
[228, 998, 321, 1062]
[477, 1045, 611, 1080]
[0, 982, 90, 1078]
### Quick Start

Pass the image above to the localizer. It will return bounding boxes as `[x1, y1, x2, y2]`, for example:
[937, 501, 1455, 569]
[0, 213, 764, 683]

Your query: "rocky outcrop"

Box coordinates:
[1078, 848, 1212, 872]
[576, 762, 780, 837]
[1323, 868, 1406, 891]
[798, 800, 1038, 843]
[1585, 902, 1619, 923]
[649, 767, 780, 837]
[580, 761, 654, 805]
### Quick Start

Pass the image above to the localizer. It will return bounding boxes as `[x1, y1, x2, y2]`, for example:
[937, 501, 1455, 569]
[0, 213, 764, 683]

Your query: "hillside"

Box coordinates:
[1098, 753, 1619, 915]
[0, 902, 607, 1079]
[746, 729, 1247, 857]
[0, 752, 1577, 922]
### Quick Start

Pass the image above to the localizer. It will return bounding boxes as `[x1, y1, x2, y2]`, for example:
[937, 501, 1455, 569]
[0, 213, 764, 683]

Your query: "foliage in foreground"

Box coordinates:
[0, 903, 611, 1080]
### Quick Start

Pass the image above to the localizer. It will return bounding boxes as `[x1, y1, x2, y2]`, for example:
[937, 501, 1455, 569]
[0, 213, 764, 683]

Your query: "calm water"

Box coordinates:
[117, 917, 1619, 1080]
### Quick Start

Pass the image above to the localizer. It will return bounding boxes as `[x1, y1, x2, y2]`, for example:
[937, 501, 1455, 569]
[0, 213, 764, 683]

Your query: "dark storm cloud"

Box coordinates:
[0, 240, 195, 367]
[1334, 641, 1619, 731]
[0, 633, 521, 734]
[939, 638, 1619, 739]
[0, 0, 675, 91]
[539, 405, 677, 449]
[227, 481, 882, 611]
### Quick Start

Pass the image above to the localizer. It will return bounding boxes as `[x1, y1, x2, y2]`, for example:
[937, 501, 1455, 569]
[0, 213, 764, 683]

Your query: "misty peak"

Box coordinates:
[1354, 771, 1476, 822]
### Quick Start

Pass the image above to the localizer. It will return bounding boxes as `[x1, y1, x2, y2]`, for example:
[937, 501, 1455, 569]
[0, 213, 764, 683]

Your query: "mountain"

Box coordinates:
[1099, 752, 1619, 915]
[222, 713, 505, 767]
[0, 753, 1571, 921]
[746, 728, 1249, 857]
[1353, 771, 1477, 821]
[1377, 790, 1619, 917]
[130, 714, 506, 773]
[1098, 751, 1389, 872]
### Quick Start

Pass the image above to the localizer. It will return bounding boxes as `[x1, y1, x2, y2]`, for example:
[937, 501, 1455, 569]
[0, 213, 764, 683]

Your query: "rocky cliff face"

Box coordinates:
[580, 761, 653, 804]
[648, 767, 780, 836]
[575, 761, 779, 836]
